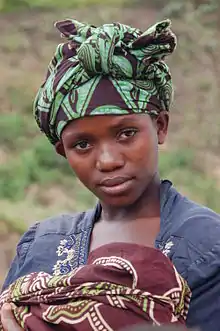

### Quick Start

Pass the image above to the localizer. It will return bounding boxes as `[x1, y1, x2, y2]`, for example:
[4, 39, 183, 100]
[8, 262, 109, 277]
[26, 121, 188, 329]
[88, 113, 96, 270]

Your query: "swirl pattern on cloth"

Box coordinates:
[0, 243, 190, 331]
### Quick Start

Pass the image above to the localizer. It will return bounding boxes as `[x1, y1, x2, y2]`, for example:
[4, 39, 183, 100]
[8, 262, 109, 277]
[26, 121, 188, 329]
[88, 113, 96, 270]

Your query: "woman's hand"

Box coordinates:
[1, 304, 23, 331]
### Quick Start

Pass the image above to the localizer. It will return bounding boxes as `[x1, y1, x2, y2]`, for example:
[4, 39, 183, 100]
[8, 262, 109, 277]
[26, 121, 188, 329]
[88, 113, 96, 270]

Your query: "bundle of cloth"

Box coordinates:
[0, 243, 191, 331]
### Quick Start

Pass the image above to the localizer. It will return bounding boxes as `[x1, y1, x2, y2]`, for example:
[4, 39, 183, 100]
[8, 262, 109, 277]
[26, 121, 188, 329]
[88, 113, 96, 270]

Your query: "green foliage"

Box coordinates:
[30, 137, 73, 176]
[0, 114, 36, 150]
[0, 215, 27, 235]
[0, 0, 28, 12]
[161, 0, 220, 26]
[159, 149, 195, 172]
[0, 135, 74, 200]
[159, 150, 220, 213]
[0, 0, 128, 12]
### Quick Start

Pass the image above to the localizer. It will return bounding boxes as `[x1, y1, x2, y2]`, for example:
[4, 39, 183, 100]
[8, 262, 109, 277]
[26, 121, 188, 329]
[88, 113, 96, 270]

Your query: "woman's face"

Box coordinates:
[59, 113, 168, 207]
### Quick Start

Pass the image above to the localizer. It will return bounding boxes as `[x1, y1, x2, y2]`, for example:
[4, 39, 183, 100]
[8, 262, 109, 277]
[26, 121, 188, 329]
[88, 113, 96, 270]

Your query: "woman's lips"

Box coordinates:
[98, 177, 135, 195]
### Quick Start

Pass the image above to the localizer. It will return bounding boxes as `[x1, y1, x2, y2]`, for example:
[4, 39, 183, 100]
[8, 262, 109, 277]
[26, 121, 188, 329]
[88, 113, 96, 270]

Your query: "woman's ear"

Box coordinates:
[156, 111, 169, 145]
[55, 141, 66, 158]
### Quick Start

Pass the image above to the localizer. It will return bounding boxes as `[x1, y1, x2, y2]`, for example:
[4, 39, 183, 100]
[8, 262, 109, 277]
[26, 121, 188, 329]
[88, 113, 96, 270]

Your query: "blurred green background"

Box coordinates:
[0, 0, 219, 285]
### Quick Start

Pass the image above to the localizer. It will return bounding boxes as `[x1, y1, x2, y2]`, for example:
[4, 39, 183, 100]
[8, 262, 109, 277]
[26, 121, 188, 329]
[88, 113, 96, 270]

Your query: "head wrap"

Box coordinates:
[34, 19, 177, 145]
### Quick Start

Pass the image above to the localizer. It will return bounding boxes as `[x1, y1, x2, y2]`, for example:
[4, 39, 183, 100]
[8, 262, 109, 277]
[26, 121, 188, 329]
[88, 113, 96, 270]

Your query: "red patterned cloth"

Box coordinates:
[0, 243, 191, 331]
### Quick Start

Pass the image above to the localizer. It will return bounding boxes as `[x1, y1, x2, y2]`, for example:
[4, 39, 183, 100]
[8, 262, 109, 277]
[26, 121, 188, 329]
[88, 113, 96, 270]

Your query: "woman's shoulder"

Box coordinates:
[20, 208, 97, 267]
[2, 208, 97, 291]
[17, 208, 96, 248]
[35, 208, 96, 236]
[161, 179, 219, 223]
[160, 180, 220, 274]
[161, 179, 219, 237]
[168, 182, 219, 240]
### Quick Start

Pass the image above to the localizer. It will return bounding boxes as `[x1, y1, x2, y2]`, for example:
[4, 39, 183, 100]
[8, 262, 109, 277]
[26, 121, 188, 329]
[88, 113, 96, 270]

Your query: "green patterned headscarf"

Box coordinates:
[34, 18, 177, 145]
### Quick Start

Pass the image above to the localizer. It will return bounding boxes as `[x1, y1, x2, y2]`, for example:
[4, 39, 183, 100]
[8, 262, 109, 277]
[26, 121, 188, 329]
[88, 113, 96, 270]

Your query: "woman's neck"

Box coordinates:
[100, 176, 161, 223]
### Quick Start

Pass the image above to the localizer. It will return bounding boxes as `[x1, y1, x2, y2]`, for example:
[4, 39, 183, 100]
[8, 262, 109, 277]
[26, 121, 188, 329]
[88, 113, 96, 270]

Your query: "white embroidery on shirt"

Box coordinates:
[53, 236, 76, 276]
[162, 241, 174, 257]
[52, 232, 89, 276]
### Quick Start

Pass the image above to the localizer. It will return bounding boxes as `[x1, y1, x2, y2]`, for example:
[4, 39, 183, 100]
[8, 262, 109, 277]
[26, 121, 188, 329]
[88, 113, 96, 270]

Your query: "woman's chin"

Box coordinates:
[99, 193, 140, 208]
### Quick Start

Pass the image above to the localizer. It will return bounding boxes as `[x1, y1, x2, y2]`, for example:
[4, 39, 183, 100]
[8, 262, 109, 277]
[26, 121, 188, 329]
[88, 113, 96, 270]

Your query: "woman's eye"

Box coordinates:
[119, 129, 137, 140]
[74, 141, 91, 151]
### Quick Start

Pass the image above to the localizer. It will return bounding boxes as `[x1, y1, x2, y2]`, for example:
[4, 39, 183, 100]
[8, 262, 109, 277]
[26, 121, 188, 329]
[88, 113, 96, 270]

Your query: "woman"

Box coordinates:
[1, 18, 220, 331]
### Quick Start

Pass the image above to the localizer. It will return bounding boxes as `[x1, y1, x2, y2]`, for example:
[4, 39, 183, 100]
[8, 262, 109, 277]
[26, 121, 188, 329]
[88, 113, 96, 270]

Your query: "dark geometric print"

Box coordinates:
[34, 19, 177, 145]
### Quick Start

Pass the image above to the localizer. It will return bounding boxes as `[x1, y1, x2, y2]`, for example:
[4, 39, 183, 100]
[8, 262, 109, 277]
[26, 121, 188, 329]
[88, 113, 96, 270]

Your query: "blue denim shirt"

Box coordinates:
[2, 180, 220, 331]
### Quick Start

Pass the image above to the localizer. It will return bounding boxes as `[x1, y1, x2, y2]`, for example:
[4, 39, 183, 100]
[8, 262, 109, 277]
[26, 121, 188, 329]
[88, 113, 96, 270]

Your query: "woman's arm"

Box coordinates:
[1, 223, 39, 292]
[186, 241, 220, 331]
[1, 223, 39, 331]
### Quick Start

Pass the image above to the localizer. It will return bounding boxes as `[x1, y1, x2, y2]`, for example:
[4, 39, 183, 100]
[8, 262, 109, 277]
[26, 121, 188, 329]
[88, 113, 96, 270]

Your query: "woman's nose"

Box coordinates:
[96, 144, 124, 172]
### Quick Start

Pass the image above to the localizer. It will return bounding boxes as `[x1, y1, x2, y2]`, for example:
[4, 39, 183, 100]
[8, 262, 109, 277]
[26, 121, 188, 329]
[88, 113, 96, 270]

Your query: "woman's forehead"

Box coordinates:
[62, 114, 150, 136]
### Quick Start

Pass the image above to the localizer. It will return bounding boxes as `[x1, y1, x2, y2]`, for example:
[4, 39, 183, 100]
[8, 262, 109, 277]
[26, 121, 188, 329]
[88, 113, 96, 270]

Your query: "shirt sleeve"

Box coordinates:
[186, 240, 220, 331]
[1, 222, 39, 292]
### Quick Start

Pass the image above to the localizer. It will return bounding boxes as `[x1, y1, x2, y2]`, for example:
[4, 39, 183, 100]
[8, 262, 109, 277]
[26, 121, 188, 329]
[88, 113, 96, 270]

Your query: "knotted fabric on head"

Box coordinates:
[34, 19, 177, 145]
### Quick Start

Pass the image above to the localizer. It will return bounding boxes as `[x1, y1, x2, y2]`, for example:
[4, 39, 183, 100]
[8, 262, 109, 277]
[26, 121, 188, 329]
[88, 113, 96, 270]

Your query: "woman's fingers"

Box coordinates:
[1, 303, 23, 331]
